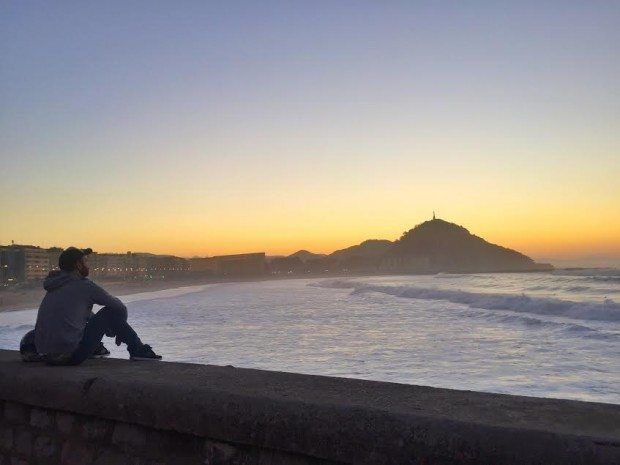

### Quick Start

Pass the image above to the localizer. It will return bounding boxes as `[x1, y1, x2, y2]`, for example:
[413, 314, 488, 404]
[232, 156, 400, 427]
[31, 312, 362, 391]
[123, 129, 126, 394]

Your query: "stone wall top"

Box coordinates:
[0, 350, 618, 464]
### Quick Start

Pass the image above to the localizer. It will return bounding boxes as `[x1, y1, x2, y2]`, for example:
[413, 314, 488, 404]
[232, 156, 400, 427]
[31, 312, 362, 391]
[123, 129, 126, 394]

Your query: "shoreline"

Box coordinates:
[0, 268, 560, 313]
[0, 273, 360, 313]
[0, 275, 276, 313]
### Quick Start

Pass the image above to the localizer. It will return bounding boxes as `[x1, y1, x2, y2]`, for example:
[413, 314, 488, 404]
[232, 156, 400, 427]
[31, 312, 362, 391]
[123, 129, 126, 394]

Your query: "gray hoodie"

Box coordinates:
[34, 271, 127, 355]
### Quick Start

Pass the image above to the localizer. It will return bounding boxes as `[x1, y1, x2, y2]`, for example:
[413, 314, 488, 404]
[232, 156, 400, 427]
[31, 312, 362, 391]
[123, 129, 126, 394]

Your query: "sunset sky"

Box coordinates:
[1, 2, 618, 263]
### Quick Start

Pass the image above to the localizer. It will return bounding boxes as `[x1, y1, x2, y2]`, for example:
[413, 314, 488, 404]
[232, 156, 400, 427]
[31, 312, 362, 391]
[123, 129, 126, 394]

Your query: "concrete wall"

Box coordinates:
[0, 399, 327, 465]
[0, 350, 618, 465]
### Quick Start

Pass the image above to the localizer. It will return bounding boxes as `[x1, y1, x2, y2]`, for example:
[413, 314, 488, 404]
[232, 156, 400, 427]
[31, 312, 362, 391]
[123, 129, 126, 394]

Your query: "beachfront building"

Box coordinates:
[211, 253, 266, 276]
[87, 252, 190, 279]
[0, 244, 51, 282]
[128, 253, 190, 278]
[24, 246, 50, 280]
[88, 253, 129, 278]
[189, 257, 217, 275]
[0, 250, 7, 285]
[47, 247, 63, 272]
[0, 246, 26, 283]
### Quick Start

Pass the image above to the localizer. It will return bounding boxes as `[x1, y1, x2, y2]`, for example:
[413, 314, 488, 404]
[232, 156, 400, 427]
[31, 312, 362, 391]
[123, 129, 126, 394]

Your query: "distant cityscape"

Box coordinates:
[0, 243, 267, 286]
[1, 218, 556, 288]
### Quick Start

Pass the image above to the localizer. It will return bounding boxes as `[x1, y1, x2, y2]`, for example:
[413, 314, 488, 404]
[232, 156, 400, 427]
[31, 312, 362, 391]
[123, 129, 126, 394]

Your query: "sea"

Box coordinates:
[1, 269, 619, 404]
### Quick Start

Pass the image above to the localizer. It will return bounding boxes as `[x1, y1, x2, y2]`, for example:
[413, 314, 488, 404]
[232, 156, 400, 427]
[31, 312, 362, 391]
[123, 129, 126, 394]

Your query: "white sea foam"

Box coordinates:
[590, 276, 620, 283]
[553, 268, 620, 278]
[313, 280, 620, 322]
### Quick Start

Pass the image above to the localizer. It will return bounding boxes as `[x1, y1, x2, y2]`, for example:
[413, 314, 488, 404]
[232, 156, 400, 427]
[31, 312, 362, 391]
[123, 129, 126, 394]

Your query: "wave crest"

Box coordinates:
[313, 279, 620, 323]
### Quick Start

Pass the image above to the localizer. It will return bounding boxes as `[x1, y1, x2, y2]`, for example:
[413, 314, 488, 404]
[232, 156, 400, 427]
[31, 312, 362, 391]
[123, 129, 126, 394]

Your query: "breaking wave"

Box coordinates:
[589, 276, 620, 283]
[433, 273, 469, 279]
[0, 324, 34, 332]
[313, 280, 620, 323]
[554, 268, 620, 278]
[466, 310, 619, 341]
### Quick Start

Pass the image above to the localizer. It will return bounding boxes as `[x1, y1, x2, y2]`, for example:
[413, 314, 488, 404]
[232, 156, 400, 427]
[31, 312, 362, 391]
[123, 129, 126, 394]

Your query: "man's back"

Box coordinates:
[34, 271, 125, 355]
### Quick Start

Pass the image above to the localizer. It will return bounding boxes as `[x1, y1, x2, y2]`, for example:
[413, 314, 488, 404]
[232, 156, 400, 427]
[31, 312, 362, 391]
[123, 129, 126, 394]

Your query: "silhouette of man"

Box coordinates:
[23, 247, 161, 364]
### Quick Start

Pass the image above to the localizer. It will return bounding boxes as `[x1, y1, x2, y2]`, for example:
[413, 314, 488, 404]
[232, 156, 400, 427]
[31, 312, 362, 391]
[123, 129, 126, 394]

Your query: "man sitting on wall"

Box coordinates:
[21, 247, 161, 364]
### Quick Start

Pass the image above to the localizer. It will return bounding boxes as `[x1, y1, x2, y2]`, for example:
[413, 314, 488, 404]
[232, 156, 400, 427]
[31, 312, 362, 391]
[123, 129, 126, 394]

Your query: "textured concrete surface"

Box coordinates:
[0, 349, 619, 464]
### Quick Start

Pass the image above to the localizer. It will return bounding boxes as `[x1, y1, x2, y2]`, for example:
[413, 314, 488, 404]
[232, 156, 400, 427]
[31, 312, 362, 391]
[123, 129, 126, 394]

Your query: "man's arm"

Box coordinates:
[87, 281, 127, 317]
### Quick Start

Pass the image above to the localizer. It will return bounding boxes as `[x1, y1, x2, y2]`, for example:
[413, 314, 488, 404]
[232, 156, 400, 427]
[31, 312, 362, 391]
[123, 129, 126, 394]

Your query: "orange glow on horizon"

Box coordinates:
[4, 208, 619, 263]
[2, 2, 619, 268]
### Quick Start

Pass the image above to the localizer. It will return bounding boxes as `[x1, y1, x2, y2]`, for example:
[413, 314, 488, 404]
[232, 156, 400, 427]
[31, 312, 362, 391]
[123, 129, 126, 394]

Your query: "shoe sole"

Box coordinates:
[90, 354, 110, 359]
[130, 356, 162, 361]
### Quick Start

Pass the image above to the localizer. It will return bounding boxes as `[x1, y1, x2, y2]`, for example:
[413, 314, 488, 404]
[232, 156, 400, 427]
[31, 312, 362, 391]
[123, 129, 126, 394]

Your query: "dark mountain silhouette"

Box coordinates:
[329, 240, 392, 261]
[384, 219, 552, 273]
[268, 218, 552, 275]
[288, 250, 326, 262]
[327, 240, 393, 273]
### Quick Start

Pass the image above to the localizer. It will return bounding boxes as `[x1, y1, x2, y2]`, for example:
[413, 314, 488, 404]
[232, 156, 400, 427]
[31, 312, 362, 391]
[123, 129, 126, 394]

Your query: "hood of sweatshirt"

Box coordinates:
[43, 270, 80, 291]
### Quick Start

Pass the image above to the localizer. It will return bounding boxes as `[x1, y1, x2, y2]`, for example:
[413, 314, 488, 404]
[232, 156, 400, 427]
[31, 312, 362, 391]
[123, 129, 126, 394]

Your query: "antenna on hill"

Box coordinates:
[432, 211, 436, 220]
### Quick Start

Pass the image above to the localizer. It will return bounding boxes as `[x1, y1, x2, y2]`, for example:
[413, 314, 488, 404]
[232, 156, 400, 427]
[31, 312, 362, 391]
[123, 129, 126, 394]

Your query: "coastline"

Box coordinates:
[0, 268, 559, 313]
[0, 275, 274, 313]
[0, 270, 616, 405]
[0, 273, 351, 313]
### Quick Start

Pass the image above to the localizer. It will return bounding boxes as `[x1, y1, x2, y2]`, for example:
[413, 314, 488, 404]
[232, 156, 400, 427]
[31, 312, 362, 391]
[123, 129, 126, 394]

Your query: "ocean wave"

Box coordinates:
[554, 268, 620, 278]
[566, 286, 589, 292]
[433, 273, 468, 279]
[588, 276, 620, 283]
[474, 311, 619, 341]
[0, 324, 34, 333]
[313, 280, 620, 323]
[525, 285, 551, 291]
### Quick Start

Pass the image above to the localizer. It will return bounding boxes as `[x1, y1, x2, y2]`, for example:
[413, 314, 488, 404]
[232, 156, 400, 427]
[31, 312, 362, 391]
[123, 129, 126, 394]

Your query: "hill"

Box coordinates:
[329, 240, 393, 261]
[385, 219, 552, 273]
[288, 250, 327, 262]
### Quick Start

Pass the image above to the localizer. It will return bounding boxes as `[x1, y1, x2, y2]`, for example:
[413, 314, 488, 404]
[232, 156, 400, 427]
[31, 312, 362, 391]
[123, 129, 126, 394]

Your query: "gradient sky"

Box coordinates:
[1, 1, 619, 262]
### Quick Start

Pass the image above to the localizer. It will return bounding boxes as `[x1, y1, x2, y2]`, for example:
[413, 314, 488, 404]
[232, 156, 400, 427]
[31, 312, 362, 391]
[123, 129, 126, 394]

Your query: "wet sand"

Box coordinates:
[0, 273, 357, 313]
[0, 276, 263, 312]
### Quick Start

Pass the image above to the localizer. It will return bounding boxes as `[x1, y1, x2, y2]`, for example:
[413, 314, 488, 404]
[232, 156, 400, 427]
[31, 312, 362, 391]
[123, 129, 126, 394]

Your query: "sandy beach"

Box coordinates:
[0, 267, 558, 313]
[0, 273, 351, 313]
[0, 276, 258, 312]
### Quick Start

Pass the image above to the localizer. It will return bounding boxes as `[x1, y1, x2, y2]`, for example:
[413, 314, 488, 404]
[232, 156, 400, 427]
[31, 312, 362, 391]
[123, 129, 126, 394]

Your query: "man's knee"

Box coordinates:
[99, 305, 128, 321]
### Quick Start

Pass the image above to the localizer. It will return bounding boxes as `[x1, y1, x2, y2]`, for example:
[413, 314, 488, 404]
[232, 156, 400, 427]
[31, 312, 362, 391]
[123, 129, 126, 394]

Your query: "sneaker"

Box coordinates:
[130, 344, 162, 361]
[90, 342, 111, 359]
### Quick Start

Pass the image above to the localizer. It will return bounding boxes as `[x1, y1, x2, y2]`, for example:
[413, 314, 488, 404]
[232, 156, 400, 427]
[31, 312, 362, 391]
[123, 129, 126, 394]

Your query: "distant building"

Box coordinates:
[0, 244, 50, 282]
[88, 253, 129, 278]
[1, 246, 25, 283]
[127, 253, 189, 277]
[0, 250, 6, 284]
[268, 256, 303, 274]
[211, 253, 266, 276]
[189, 257, 217, 275]
[47, 247, 63, 271]
[87, 251, 190, 279]
[24, 246, 50, 280]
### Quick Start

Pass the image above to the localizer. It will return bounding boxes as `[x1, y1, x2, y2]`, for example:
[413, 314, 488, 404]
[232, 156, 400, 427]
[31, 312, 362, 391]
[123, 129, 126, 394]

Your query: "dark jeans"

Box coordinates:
[69, 306, 142, 365]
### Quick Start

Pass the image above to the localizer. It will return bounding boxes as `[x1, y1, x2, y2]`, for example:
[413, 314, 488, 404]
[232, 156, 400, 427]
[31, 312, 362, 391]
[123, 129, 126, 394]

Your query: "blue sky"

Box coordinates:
[1, 1, 619, 260]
